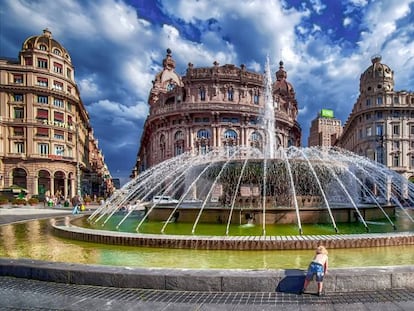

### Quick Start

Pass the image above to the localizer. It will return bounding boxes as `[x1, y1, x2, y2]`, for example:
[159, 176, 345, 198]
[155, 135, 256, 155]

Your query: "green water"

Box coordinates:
[84, 210, 414, 236]
[1, 219, 414, 269]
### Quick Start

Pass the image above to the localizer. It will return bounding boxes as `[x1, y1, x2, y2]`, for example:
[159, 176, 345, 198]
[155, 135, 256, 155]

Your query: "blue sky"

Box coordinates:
[1, 0, 413, 185]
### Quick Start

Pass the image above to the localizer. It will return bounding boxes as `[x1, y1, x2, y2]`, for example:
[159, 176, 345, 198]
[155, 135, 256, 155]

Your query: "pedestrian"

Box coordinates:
[71, 195, 80, 215]
[300, 245, 328, 296]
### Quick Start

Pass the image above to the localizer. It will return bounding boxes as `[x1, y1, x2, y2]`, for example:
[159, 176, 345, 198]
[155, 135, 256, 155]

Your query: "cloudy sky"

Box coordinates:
[1, 0, 413, 185]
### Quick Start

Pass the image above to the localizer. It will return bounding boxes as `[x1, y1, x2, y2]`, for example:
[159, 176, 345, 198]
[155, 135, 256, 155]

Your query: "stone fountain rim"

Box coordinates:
[50, 216, 414, 250]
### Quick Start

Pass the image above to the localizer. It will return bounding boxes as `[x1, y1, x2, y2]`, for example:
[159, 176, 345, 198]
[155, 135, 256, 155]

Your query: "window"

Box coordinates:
[365, 113, 371, 120]
[37, 77, 48, 87]
[66, 68, 72, 79]
[366, 98, 371, 106]
[37, 58, 48, 69]
[54, 112, 64, 123]
[411, 125, 414, 135]
[251, 132, 262, 141]
[394, 96, 399, 104]
[53, 98, 64, 108]
[393, 154, 400, 167]
[13, 127, 24, 136]
[199, 87, 206, 101]
[67, 115, 73, 125]
[231, 118, 239, 123]
[37, 95, 48, 104]
[174, 131, 184, 140]
[393, 124, 400, 135]
[24, 57, 32, 66]
[393, 141, 400, 150]
[38, 143, 49, 155]
[67, 147, 73, 157]
[39, 44, 47, 51]
[14, 108, 24, 119]
[36, 109, 48, 120]
[359, 129, 363, 139]
[14, 142, 24, 153]
[376, 124, 383, 136]
[227, 88, 234, 101]
[224, 129, 237, 139]
[13, 75, 23, 84]
[376, 111, 383, 119]
[53, 49, 61, 56]
[13, 94, 23, 102]
[254, 94, 260, 105]
[411, 156, 414, 168]
[36, 127, 49, 137]
[167, 82, 175, 91]
[366, 127, 372, 136]
[393, 110, 400, 118]
[376, 146, 384, 164]
[55, 145, 64, 155]
[377, 96, 383, 105]
[54, 130, 64, 140]
[53, 81, 63, 91]
[197, 129, 210, 139]
[53, 62, 63, 74]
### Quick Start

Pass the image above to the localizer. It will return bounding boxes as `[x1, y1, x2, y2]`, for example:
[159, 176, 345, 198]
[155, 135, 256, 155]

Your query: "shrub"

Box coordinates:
[28, 197, 39, 205]
[84, 195, 92, 203]
[12, 198, 27, 205]
[0, 196, 9, 205]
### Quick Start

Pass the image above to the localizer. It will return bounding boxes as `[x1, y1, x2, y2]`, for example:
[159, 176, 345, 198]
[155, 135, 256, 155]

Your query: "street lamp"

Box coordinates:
[76, 124, 81, 196]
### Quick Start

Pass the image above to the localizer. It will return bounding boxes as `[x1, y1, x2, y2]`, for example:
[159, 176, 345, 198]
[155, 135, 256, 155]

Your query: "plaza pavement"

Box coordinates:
[0, 205, 413, 310]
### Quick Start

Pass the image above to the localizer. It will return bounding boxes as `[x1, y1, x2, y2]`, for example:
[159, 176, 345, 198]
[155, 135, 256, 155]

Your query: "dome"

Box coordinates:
[360, 55, 394, 93]
[273, 61, 295, 97]
[21, 28, 71, 62]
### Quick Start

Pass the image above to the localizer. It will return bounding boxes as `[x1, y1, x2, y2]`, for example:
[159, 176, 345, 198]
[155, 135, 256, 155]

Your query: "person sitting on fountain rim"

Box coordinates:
[300, 245, 328, 296]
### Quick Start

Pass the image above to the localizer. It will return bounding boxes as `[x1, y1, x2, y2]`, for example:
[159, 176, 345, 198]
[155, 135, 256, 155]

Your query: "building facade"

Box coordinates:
[132, 49, 301, 174]
[338, 55, 414, 180]
[0, 29, 113, 200]
[308, 109, 342, 147]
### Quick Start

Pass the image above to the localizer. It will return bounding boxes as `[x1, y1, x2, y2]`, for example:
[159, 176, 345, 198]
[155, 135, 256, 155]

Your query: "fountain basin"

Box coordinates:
[54, 216, 414, 250]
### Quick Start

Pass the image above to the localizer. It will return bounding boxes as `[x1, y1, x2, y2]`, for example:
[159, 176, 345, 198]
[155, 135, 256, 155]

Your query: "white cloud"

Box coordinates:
[88, 99, 148, 121]
[78, 75, 100, 99]
[343, 17, 352, 27]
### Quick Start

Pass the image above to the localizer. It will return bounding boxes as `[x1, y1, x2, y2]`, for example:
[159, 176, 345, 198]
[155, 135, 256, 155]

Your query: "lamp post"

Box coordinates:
[76, 123, 81, 197]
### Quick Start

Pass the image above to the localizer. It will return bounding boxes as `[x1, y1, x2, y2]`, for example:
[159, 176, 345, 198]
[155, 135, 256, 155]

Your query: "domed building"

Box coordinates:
[339, 55, 414, 180]
[132, 49, 301, 174]
[0, 29, 113, 201]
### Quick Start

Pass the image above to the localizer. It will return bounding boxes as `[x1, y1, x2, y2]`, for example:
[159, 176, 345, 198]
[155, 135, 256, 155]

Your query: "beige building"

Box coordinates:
[133, 49, 301, 174]
[0, 29, 113, 200]
[308, 109, 342, 147]
[339, 55, 414, 180]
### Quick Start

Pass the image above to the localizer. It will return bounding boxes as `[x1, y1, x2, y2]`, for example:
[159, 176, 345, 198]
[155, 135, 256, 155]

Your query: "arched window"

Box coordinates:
[12, 168, 27, 189]
[167, 81, 175, 91]
[197, 129, 210, 139]
[251, 131, 262, 141]
[250, 131, 263, 151]
[224, 129, 237, 139]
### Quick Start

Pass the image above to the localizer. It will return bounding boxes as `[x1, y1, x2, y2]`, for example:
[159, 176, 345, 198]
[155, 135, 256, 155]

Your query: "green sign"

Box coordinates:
[321, 109, 334, 118]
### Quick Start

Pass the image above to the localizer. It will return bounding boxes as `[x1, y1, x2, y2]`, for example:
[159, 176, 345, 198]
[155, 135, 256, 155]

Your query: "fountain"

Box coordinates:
[62, 56, 414, 250]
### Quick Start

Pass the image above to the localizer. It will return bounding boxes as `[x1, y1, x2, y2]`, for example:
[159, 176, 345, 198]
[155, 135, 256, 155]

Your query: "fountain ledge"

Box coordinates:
[50, 217, 414, 250]
[0, 258, 413, 292]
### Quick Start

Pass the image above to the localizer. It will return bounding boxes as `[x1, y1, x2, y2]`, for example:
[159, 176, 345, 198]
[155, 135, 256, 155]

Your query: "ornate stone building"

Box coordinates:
[0, 29, 113, 200]
[338, 55, 414, 180]
[132, 49, 301, 174]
